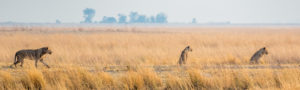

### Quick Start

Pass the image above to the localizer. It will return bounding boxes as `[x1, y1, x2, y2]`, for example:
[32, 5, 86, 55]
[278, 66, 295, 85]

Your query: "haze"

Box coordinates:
[0, 0, 300, 23]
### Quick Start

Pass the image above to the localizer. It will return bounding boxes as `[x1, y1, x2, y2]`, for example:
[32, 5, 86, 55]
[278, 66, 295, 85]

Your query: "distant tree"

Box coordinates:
[100, 16, 117, 23]
[118, 14, 127, 23]
[129, 12, 138, 23]
[136, 14, 147, 23]
[127, 12, 168, 23]
[155, 13, 167, 23]
[192, 18, 197, 24]
[82, 8, 95, 23]
[150, 16, 156, 23]
[56, 19, 61, 24]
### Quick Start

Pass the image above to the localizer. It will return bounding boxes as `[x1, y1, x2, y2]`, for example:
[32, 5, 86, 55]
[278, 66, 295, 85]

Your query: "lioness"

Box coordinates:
[11, 47, 52, 68]
[178, 46, 192, 65]
[250, 47, 268, 64]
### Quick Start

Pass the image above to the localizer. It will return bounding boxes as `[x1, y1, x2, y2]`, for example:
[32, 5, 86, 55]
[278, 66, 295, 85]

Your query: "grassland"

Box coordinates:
[0, 26, 300, 89]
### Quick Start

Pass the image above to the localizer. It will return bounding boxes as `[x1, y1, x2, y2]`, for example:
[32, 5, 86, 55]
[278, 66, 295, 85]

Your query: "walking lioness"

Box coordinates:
[178, 46, 192, 65]
[10, 47, 52, 68]
[250, 47, 268, 64]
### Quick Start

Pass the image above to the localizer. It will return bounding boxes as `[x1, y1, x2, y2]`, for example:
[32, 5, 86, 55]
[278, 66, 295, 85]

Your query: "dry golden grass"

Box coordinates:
[1, 26, 300, 89]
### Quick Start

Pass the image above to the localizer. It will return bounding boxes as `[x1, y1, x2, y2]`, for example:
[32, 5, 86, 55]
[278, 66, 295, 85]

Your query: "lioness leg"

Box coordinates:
[13, 57, 23, 67]
[20, 59, 24, 67]
[13, 61, 20, 67]
[255, 60, 259, 64]
[178, 58, 183, 65]
[40, 59, 50, 68]
[35, 59, 39, 68]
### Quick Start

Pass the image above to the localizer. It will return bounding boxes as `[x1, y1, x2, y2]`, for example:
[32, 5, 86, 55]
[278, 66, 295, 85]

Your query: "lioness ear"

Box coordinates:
[187, 46, 190, 48]
[262, 47, 266, 49]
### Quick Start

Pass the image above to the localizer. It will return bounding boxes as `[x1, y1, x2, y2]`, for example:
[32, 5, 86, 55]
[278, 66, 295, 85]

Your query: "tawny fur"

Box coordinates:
[178, 46, 192, 65]
[250, 47, 268, 64]
[10, 47, 52, 68]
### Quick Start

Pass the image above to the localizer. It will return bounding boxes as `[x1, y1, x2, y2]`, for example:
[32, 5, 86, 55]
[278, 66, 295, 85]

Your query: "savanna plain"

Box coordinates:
[1, 26, 300, 90]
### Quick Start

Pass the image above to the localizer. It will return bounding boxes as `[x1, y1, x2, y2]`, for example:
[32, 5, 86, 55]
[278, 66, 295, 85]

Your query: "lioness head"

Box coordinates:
[262, 47, 268, 55]
[42, 47, 52, 55]
[186, 46, 192, 52]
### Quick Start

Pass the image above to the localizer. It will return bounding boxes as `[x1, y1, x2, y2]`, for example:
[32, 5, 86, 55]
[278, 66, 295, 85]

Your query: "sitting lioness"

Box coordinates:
[11, 47, 52, 68]
[250, 47, 268, 64]
[178, 46, 193, 65]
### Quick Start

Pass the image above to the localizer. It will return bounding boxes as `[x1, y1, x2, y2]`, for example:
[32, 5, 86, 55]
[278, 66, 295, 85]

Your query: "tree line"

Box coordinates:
[81, 8, 168, 24]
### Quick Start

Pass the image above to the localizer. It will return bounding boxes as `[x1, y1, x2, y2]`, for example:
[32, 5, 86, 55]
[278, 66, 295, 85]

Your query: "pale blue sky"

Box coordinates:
[0, 0, 300, 23]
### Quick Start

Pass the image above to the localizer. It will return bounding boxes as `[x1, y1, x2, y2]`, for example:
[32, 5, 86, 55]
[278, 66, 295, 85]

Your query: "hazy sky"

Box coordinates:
[0, 0, 300, 23]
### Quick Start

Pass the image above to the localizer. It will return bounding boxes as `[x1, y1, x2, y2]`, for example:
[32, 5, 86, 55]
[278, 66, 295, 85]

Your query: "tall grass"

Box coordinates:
[0, 26, 300, 89]
[1, 67, 300, 89]
[1, 27, 300, 66]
